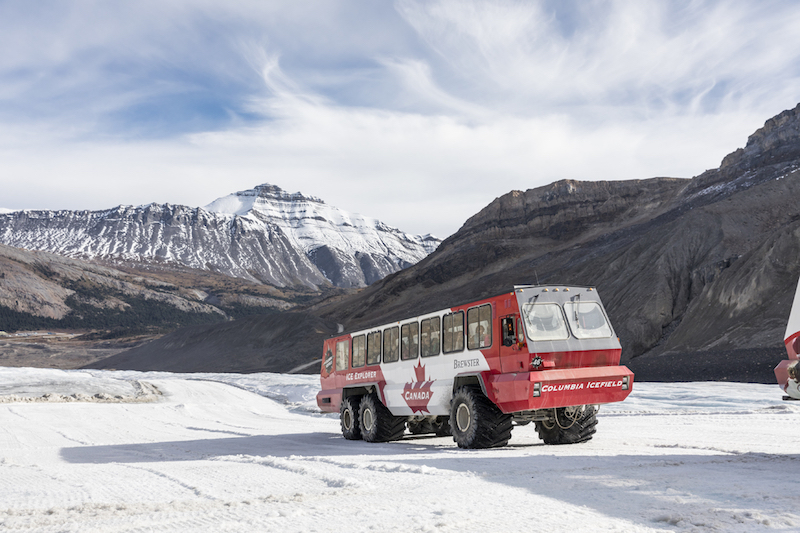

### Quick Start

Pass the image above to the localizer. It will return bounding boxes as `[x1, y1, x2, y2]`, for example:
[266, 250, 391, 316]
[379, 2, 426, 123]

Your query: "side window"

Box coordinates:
[443, 311, 464, 354]
[467, 304, 492, 350]
[366, 331, 381, 365]
[501, 316, 516, 346]
[421, 317, 440, 357]
[323, 345, 334, 375]
[401, 322, 419, 360]
[335, 339, 349, 371]
[352, 335, 366, 368]
[383, 326, 399, 363]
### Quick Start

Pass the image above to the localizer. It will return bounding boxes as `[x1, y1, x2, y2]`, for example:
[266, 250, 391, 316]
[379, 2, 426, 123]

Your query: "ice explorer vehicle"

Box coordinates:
[776, 279, 800, 400]
[317, 285, 634, 448]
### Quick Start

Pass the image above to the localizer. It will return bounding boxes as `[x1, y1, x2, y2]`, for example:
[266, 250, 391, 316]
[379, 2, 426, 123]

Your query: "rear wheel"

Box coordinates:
[359, 393, 406, 442]
[450, 386, 512, 449]
[535, 405, 597, 444]
[340, 396, 362, 440]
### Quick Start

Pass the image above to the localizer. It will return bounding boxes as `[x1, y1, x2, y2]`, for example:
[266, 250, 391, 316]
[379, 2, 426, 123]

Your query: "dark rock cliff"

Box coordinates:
[97, 103, 800, 380]
[312, 103, 800, 381]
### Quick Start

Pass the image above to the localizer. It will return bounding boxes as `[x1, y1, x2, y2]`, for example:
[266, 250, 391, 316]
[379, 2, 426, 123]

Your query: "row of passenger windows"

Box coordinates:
[335, 304, 492, 371]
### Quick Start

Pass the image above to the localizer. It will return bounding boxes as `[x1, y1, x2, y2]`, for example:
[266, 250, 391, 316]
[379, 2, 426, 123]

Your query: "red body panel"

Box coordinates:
[775, 359, 793, 390]
[774, 333, 800, 390]
[484, 366, 634, 413]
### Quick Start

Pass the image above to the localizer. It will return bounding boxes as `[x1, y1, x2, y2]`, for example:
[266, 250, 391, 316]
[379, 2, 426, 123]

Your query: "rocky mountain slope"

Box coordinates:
[309, 103, 800, 381]
[0, 243, 224, 334]
[0, 242, 335, 340]
[0, 184, 440, 289]
[90, 102, 800, 381]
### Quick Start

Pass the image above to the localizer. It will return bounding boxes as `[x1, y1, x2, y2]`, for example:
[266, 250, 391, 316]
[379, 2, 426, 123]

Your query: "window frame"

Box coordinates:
[442, 311, 465, 354]
[420, 316, 441, 358]
[335, 339, 350, 371]
[467, 304, 493, 350]
[351, 334, 366, 368]
[366, 331, 381, 365]
[563, 301, 614, 339]
[400, 322, 419, 361]
[383, 326, 400, 363]
[520, 302, 570, 342]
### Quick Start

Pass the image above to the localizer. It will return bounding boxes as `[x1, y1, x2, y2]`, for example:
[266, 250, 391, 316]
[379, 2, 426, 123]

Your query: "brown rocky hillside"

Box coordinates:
[96, 103, 800, 381]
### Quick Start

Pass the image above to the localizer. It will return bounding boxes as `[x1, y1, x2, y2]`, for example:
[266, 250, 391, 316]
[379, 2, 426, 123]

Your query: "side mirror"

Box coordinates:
[503, 338, 514, 347]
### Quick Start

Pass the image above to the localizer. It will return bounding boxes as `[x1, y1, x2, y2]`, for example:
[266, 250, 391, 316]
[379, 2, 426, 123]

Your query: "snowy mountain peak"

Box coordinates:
[205, 184, 324, 217]
[204, 183, 441, 286]
[251, 183, 324, 204]
[0, 184, 440, 289]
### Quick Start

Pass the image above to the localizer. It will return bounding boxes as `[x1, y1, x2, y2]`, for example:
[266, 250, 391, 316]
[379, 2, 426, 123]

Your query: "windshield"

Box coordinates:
[564, 301, 613, 339]
[521, 303, 569, 341]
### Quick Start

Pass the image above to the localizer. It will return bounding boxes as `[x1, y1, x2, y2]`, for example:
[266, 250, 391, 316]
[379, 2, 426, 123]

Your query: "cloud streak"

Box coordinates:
[1, 1, 799, 238]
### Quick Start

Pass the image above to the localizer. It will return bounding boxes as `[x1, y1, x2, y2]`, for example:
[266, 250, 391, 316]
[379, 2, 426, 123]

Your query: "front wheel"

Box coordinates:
[535, 405, 597, 444]
[340, 396, 362, 440]
[450, 386, 512, 449]
[359, 393, 406, 442]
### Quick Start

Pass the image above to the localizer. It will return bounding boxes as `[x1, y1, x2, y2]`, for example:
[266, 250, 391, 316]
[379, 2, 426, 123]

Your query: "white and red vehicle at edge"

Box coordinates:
[317, 285, 634, 448]
[776, 279, 800, 400]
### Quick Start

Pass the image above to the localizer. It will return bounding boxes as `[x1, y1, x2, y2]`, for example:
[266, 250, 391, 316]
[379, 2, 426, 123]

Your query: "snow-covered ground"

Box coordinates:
[1, 367, 799, 532]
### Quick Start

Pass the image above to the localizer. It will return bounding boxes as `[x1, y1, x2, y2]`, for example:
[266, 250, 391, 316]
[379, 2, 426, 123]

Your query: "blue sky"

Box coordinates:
[1, 0, 800, 238]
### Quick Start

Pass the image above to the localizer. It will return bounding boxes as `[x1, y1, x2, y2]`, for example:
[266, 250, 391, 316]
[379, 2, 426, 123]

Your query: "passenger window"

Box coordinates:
[421, 317, 440, 357]
[401, 322, 419, 360]
[443, 311, 464, 354]
[383, 326, 399, 363]
[352, 335, 366, 367]
[467, 304, 492, 350]
[366, 331, 381, 365]
[335, 340, 349, 371]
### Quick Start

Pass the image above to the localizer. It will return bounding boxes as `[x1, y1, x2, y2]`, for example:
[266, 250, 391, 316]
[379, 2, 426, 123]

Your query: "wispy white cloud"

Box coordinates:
[1, 0, 799, 238]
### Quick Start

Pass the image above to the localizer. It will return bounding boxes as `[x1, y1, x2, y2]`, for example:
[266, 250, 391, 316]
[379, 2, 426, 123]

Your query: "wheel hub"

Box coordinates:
[456, 403, 471, 432]
[363, 408, 374, 431]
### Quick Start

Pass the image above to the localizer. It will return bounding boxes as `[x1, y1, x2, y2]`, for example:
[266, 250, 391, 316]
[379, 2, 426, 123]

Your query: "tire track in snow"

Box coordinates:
[216, 454, 366, 490]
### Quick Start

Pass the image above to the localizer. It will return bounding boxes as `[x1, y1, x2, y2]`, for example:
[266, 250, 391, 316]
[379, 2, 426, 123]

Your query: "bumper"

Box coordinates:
[316, 389, 342, 413]
[484, 365, 634, 413]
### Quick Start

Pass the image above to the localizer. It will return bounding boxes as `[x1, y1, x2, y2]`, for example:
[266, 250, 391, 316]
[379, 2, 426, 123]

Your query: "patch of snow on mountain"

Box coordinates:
[0, 184, 440, 288]
[205, 184, 439, 258]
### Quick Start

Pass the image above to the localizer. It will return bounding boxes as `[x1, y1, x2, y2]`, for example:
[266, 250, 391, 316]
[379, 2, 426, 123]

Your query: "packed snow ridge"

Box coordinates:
[0, 184, 441, 289]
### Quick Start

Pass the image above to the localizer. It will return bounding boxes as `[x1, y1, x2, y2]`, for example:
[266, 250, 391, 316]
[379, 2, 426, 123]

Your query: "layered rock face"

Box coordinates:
[0, 243, 226, 328]
[0, 185, 440, 289]
[316, 103, 800, 380]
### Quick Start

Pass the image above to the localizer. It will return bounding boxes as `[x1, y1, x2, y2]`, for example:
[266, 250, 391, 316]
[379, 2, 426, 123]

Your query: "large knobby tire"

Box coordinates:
[359, 393, 406, 443]
[340, 395, 362, 440]
[450, 386, 513, 449]
[535, 405, 598, 445]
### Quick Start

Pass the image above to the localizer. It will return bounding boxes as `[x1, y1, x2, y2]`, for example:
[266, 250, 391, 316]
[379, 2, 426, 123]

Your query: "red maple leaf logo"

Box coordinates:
[414, 360, 426, 382]
[403, 361, 434, 414]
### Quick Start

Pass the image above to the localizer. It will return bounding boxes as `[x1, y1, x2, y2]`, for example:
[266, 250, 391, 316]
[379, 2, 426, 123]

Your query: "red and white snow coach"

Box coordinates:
[776, 280, 800, 400]
[317, 285, 634, 448]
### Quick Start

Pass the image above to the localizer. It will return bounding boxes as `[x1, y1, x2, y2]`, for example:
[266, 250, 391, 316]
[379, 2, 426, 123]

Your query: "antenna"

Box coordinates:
[534, 269, 540, 286]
